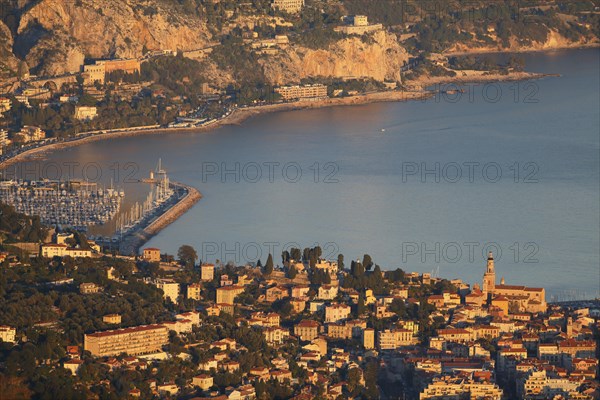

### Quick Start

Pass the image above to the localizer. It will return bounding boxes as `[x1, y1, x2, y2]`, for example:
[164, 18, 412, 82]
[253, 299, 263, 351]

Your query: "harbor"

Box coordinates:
[0, 179, 123, 230]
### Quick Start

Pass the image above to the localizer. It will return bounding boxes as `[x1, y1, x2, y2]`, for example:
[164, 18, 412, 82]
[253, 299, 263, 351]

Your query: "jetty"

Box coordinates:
[117, 181, 201, 255]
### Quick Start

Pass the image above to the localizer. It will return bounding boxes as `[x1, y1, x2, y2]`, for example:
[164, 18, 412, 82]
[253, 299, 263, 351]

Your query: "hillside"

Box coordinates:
[0, 0, 597, 85]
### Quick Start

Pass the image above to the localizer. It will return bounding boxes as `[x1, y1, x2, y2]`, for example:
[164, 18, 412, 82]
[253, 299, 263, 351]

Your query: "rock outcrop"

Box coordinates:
[261, 31, 409, 85]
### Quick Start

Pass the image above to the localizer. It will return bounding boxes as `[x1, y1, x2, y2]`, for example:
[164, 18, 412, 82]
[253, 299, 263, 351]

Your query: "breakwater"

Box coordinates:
[117, 181, 201, 255]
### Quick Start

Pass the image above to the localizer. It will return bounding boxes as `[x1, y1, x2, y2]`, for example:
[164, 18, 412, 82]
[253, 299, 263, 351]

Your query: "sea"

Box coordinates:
[6, 49, 599, 300]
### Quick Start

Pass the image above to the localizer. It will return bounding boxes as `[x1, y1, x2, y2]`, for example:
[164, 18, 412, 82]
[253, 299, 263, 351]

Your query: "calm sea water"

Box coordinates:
[9, 49, 600, 299]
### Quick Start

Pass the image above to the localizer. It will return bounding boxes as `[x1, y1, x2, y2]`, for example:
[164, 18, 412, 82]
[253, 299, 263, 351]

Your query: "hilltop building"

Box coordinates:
[335, 15, 383, 35]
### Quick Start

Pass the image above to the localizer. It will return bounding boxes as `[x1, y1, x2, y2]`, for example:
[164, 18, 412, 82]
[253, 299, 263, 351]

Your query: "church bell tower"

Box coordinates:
[482, 251, 496, 299]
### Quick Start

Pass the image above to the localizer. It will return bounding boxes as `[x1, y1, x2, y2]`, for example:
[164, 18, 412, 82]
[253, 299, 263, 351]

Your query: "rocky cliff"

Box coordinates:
[14, 0, 213, 76]
[0, 19, 20, 79]
[260, 31, 409, 85]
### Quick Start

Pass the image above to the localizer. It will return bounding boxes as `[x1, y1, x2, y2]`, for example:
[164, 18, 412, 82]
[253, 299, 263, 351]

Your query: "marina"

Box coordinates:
[0, 179, 123, 230]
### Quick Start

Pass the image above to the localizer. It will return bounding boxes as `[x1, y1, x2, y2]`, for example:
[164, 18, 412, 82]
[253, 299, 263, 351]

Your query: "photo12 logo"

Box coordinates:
[428, 82, 540, 104]
[2, 160, 142, 184]
[401, 161, 539, 183]
[400, 241, 540, 264]
[199, 161, 340, 184]
[200, 241, 340, 265]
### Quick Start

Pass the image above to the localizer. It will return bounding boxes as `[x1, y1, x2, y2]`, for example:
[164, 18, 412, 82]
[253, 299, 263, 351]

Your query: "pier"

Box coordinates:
[117, 181, 201, 255]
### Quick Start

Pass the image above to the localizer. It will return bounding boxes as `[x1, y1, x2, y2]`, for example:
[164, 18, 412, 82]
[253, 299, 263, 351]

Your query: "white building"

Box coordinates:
[155, 279, 180, 302]
[0, 326, 16, 343]
[325, 304, 351, 323]
[74, 106, 97, 120]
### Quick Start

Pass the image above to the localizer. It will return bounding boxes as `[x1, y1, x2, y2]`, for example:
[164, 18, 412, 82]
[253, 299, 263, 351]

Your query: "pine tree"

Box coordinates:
[264, 253, 274, 275]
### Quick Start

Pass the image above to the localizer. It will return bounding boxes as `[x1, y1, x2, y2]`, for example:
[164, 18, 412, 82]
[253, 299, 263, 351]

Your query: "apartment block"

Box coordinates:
[84, 324, 169, 357]
[275, 84, 328, 101]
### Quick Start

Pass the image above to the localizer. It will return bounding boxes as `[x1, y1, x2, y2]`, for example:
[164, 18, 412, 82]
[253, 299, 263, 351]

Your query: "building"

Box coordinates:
[334, 15, 383, 35]
[294, 320, 320, 341]
[82, 63, 106, 85]
[84, 324, 169, 357]
[187, 283, 202, 300]
[74, 106, 97, 120]
[154, 279, 180, 302]
[482, 252, 546, 313]
[263, 327, 290, 344]
[275, 84, 328, 101]
[216, 285, 244, 304]
[378, 329, 414, 350]
[518, 369, 580, 399]
[0, 129, 8, 149]
[13, 126, 46, 143]
[192, 374, 214, 391]
[362, 328, 375, 349]
[55, 232, 74, 245]
[266, 285, 288, 302]
[201, 263, 215, 281]
[103, 314, 122, 324]
[327, 323, 352, 339]
[80, 282, 101, 294]
[325, 304, 351, 323]
[41, 244, 92, 258]
[315, 260, 338, 276]
[317, 284, 338, 300]
[0, 97, 11, 114]
[271, 0, 304, 13]
[63, 359, 84, 375]
[142, 247, 161, 262]
[0, 326, 16, 343]
[420, 378, 503, 400]
[95, 58, 141, 74]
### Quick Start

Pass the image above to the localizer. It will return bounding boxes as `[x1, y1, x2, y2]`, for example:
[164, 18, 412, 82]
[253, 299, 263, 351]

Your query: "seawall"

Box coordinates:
[118, 181, 202, 255]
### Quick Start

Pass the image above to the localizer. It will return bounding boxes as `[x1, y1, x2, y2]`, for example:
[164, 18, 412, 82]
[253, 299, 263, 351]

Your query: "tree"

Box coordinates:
[264, 254, 274, 275]
[177, 245, 198, 268]
[362, 254, 373, 271]
[287, 263, 297, 279]
[337, 254, 344, 271]
[356, 293, 366, 316]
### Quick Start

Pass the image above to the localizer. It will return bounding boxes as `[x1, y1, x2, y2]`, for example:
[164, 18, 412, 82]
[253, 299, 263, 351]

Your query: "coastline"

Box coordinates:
[118, 181, 202, 255]
[443, 42, 600, 57]
[0, 67, 558, 253]
[0, 71, 554, 170]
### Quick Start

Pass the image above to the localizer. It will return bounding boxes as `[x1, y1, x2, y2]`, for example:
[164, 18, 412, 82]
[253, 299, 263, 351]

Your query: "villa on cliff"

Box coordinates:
[481, 252, 546, 313]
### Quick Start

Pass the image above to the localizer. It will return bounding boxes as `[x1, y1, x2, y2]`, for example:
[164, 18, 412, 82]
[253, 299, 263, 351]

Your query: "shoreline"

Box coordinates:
[117, 181, 202, 255]
[443, 42, 600, 57]
[0, 67, 559, 253]
[0, 71, 554, 170]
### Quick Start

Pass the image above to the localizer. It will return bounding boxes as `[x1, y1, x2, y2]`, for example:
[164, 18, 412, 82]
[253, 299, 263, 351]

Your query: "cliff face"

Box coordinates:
[260, 31, 409, 85]
[15, 0, 212, 76]
[0, 20, 20, 79]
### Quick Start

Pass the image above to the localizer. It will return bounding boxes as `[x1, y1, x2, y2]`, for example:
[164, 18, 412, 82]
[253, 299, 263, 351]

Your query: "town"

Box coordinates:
[0, 211, 598, 399]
